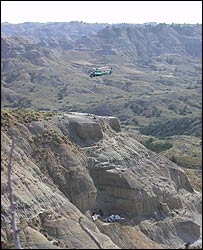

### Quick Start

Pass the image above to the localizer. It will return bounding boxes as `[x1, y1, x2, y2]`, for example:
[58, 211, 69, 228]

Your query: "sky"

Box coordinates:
[1, 1, 202, 24]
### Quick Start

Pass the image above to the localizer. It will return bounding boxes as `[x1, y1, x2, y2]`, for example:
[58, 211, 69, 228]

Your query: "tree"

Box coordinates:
[7, 129, 22, 249]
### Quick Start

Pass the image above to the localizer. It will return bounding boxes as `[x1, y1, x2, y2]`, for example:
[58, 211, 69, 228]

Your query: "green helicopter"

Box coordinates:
[89, 66, 112, 78]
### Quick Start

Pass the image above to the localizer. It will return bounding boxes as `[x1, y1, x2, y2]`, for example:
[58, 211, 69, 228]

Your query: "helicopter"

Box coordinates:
[89, 66, 112, 78]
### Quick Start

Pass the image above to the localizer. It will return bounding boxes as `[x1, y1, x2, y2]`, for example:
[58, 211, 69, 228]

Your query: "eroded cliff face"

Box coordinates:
[1, 110, 202, 249]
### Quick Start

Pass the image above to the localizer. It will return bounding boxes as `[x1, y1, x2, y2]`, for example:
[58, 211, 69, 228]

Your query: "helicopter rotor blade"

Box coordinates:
[98, 66, 111, 69]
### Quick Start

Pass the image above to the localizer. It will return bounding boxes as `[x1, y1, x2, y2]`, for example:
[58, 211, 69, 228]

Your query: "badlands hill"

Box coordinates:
[1, 22, 202, 176]
[1, 22, 202, 133]
[1, 21, 202, 249]
[1, 109, 202, 249]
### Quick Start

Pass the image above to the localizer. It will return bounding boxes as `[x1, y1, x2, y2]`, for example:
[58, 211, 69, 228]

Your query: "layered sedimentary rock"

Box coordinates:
[1, 111, 202, 249]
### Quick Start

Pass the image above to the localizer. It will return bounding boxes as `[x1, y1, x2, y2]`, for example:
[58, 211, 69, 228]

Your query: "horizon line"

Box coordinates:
[1, 21, 202, 25]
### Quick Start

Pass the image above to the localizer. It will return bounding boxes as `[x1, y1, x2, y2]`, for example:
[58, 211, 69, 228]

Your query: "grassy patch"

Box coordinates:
[142, 137, 173, 153]
[169, 154, 202, 170]
[184, 168, 202, 192]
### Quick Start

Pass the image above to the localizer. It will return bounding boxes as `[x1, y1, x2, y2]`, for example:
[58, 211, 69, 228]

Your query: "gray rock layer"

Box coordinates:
[1, 112, 202, 249]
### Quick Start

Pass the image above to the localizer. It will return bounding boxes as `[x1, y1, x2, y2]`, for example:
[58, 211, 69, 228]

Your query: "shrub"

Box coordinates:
[170, 155, 177, 163]
[143, 138, 173, 153]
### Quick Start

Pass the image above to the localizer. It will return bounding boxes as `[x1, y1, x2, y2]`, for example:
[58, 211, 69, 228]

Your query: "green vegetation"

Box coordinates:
[169, 154, 202, 169]
[184, 168, 202, 192]
[143, 137, 173, 153]
[1, 108, 60, 128]
[140, 116, 202, 138]
[1, 22, 202, 187]
[1, 23, 201, 134]
[133, 133, 202, 179]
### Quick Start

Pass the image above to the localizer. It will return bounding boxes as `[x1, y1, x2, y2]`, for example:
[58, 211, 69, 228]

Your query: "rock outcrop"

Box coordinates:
[1, 110, 202, 249]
